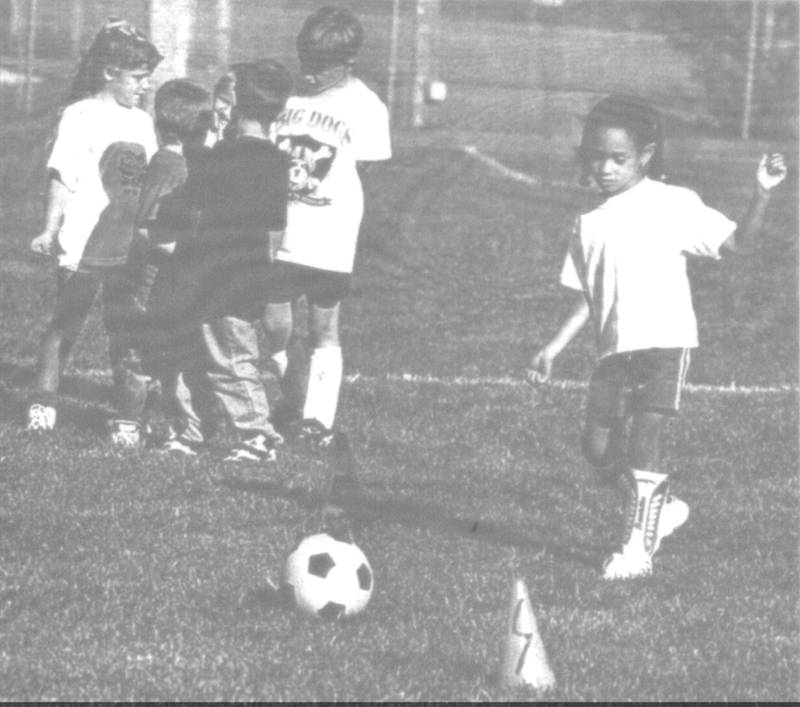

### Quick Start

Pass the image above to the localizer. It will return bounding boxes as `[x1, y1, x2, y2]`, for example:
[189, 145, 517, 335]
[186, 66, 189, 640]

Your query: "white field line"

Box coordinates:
[461, 144, 581, 190]
[3, 356, 795, 396]
[461, 145, 541, 187]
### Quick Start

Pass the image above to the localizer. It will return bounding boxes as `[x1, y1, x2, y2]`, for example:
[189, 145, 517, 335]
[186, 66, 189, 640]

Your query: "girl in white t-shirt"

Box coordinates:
[526, 94, 786, 581]
[26, 19, 161, 444]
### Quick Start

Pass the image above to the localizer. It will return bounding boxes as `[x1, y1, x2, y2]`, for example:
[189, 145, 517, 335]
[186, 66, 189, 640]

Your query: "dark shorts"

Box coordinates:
[586, 348, 691, 423]
[265, 261, 352, 308]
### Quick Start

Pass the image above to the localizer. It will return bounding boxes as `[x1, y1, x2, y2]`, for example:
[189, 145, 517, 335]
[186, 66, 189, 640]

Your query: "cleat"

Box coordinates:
[224, 433, 279, 463]
[602, 545, 653, 580]
[108, 419, 142, 449]
[25, 403, 56, 432]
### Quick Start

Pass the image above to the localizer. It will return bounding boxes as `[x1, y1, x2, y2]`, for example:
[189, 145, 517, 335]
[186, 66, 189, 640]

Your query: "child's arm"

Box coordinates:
[30, 172, 69, 255]
[721, 153, 787, 255]
[526, 294, 590, 384]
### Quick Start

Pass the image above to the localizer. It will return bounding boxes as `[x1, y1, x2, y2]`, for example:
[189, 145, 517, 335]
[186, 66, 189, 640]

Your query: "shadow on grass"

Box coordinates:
[218, 434, 601, 571]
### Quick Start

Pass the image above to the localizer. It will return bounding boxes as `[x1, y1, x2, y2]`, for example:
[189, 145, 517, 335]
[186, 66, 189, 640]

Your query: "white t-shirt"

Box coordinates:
[560, 178, 736, 358]
[270, 77, 391, 273]
[47, 97, 157, 270]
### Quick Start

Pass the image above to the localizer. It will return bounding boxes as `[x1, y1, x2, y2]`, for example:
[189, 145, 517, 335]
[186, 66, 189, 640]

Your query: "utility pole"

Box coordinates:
[147, 0, 196, 87]
[23, 0, 38, 114]
[741, 0, 760, 140]
[412, 0, 441, 128]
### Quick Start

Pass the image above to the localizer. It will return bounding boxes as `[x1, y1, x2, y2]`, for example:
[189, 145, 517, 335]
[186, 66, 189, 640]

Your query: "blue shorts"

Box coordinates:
[265, 261, 352, 308]
[586, 348, 691, 423]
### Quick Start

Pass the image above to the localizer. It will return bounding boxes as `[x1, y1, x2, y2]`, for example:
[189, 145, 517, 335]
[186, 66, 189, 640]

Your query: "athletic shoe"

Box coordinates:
[159, 436, 201, 457]
[108, 419, 142, 449]
[653, 496, 690, 554]
[224, 433, 280, 463]
[296, 418, 335, 448]
[602, 544, 653, 580]
[25, 403, 56, 432]
[603, 495, 689, 580]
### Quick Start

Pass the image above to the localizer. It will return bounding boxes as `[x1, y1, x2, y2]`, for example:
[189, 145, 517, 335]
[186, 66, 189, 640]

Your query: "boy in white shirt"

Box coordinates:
[264, 5, 391, 445]
[527, 94, 787, 580]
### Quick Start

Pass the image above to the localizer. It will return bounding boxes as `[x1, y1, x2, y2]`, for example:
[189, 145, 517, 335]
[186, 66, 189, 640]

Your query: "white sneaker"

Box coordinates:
[108, 419, 142, 449]
[603, 496, 689, 580]
[603, 544, 653, 580]
[160, 436, 200, 457]
[654, 497, 690, 554]
[25, 403, 56, 432]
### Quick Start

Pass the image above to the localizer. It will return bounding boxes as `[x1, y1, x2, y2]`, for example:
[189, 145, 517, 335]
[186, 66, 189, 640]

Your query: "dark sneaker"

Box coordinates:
[224, 433, 280, 462]
[296, 418, 335, 448]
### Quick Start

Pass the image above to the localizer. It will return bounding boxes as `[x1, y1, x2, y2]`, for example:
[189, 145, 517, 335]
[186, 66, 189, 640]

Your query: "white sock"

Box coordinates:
[270, 350, 288, 379]
[623, 469, 669, 554]
[303, 346, 342, 430]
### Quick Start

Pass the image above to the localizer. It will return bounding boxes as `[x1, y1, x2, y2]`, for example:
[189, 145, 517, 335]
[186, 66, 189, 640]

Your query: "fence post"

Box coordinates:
[386, 0, 402, 123]
[741, 0, 760, 140]
[412, 0, 440, 128]
[23, 0, 39, 115]
[213, 0, 232, 73]
[70, 0, 85, 54]
[146, 0, 196, 87]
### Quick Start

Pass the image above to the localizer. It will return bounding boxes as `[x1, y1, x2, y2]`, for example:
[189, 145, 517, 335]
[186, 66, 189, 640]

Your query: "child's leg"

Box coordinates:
[102, 272, 149, 445]
[303, 301, 341, 434]
[157, 367, 207, 454]
[603, 348, 691, 580]
[581, 354, 627, 483]
[202, 316, 281, 457]
[27, 270, 100, 430]
[34, 269, 100, 394]
[263, 261, 308, 428]
[263, 301, 293, 368]
[581, 417, 627, 486]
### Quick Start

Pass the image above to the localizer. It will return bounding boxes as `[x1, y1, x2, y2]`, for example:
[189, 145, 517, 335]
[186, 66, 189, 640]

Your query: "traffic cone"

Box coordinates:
[498, 578, 555, 691]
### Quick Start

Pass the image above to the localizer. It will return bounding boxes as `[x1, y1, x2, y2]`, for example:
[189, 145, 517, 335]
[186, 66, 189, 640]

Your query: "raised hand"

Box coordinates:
[757, 153, 787, 192]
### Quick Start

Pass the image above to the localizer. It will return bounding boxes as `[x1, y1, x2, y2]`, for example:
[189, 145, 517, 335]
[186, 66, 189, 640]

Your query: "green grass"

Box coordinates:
[0, 8, 798, 700]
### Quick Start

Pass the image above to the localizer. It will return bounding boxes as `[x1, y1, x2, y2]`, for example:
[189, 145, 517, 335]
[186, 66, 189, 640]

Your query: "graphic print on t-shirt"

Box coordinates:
[81, 141, 148, 269]
[276, 134, 336, 206]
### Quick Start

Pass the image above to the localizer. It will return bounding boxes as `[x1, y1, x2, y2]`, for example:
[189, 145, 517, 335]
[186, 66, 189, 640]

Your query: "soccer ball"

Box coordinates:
[281, 533, 373, 619]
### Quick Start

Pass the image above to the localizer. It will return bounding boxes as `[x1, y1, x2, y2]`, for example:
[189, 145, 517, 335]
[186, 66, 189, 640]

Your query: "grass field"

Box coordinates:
[1, 4, 799, 702]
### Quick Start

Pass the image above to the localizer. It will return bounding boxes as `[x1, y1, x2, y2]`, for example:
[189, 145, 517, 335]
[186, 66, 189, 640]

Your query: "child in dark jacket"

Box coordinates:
[151, 61, 292, 462]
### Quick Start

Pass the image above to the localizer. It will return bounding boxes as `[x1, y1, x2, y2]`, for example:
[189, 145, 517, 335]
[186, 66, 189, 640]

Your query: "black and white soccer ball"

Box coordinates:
[281, 533, 373, 619]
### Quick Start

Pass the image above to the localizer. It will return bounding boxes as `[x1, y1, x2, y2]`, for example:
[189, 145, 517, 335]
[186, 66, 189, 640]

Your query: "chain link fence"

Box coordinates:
[1, 0, 797, 142]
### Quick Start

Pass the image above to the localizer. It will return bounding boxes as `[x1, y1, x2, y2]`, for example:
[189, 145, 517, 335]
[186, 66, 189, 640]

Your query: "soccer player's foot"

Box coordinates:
[159, 436, 202, 457]
[653, 496, 689, 554]
[295, 418, 335, 448]
[108, 419, 142, 449]
[224, 433, 280, 463]
[602, 543, 653, 580]
[602, 495, 688, 581]
[25, 403, 56, 432]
